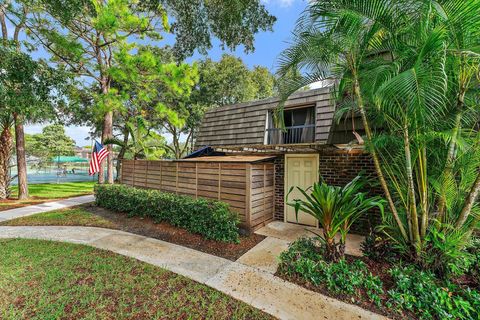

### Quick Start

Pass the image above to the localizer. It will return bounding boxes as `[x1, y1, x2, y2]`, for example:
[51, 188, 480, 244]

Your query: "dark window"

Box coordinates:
[266, 106, 315, 144]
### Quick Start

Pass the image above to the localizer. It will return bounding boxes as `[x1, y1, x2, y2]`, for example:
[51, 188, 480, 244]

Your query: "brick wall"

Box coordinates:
[273, 148, 381, 234]
[317, 148, 381, 234]
[274, 156, 285, 221]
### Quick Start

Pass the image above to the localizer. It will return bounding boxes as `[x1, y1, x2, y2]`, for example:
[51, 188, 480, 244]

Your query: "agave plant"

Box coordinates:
[287, 176, 384, 262]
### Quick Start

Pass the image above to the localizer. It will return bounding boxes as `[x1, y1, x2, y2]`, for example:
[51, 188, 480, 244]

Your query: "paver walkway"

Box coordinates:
[0, 195, 94, 222]
[0, 225, 386, 320]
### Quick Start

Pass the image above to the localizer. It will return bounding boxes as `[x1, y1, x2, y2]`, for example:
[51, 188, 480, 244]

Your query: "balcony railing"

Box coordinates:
[266, 124, 315, 145]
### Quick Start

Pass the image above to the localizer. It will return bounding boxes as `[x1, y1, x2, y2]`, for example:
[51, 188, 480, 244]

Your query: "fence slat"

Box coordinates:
[120, 159, 275, 230]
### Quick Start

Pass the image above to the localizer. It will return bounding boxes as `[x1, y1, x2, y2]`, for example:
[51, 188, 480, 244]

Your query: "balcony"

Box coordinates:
[266, 124, 315, 145]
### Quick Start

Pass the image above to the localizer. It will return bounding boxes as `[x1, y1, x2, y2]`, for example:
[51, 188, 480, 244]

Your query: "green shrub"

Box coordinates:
[279, 238, 480, 319]
[467, 238, 480, 287]
[361, 231, 398, 262]
[278, 238, 384, 306]
[418, 227, 474, 278]
[94, 184, 239, 243]
[387, 265, 480, 320]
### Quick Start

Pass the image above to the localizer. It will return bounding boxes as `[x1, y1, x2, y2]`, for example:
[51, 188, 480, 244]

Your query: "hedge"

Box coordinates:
[94, 184, 239, 243]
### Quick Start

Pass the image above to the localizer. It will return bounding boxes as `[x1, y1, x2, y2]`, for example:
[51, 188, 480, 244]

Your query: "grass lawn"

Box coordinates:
[0, 182, 95, 211]
[0, 208, 114, 228]
[0, 239, 273, 320]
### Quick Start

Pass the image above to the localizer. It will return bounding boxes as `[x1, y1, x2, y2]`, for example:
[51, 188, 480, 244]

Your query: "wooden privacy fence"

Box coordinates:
[121, 157, 275, 230]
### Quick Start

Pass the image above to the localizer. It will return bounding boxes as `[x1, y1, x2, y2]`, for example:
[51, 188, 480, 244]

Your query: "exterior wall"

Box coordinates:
[274, 148, 381, 234]
[195, 87, 335, 147]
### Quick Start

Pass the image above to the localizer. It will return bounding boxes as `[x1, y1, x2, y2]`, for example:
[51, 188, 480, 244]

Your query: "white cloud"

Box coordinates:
[262, 0, 297, 8]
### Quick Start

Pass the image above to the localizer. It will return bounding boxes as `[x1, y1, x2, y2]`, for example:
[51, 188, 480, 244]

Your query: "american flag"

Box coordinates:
[89, 141, 109, 176]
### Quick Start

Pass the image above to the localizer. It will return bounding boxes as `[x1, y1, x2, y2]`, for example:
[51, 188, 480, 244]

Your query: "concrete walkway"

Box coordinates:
[0, 225, 386, 320]
[239, 221, 365, 275]
[0, 199, 383, 319]
[0, 195, 94, 222]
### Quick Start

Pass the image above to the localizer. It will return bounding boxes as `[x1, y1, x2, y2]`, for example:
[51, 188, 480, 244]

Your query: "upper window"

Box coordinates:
[266, 106, 315, 144]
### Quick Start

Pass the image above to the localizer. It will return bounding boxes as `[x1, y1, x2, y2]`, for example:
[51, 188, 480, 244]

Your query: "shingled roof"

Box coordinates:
[195, 87, 363, 148]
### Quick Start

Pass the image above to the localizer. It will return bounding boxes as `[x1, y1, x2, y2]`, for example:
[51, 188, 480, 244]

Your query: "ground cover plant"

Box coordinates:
[0, 182, 95, 211]
[278, 238, 384, 306]
[278, 237, 480, 319]
[466, 238, 480, 287]
[0, 238, 272, 320]
[95, 184, 239, 243]
[0, 204, 264, 261]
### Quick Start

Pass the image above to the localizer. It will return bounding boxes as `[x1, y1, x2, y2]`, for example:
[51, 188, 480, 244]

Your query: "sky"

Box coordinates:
[25, 0, 308, 146]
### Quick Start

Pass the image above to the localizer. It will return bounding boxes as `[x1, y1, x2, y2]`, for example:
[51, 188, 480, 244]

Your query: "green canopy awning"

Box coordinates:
[51, 156, 89, 163]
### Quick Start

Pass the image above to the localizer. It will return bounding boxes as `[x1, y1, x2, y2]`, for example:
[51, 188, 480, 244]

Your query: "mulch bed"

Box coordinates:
[81, 203, 265, 261]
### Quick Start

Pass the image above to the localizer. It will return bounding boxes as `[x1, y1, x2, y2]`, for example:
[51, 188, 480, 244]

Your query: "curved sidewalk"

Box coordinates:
[0, 225, 387, 320]
[0, 195, 95, 222]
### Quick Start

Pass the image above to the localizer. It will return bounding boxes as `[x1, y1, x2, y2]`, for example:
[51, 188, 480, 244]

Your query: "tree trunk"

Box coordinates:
[115, 127, 129, 182]
[352, 77, 408, 241]
[0, 6, 8, 42]
[102, 110, 114, 184]
[404, 125, 421, 249]
[0, 124, 13, 199]
[190, 128, 195, 154]
[324, 237, 340, 262]
[13, 113, 28, 199]
[438, 89, 465, 220]
[98, 78, 114, 184]
[418, 146, 428, 238]
[456, 170, 480, 228]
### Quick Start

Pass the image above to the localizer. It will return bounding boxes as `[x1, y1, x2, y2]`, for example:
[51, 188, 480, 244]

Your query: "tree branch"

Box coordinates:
[0, 5, 8, 42]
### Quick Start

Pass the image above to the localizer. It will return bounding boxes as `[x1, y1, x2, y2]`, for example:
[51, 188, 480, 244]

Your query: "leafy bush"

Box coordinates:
[361, 231, 398, 262]
[419, 227, 474, 278]
[387, 265, 480, 320]
[466, 238, 480, 287]
[278, 238, 384, 306]
[279, 238, 480, 319]
[95, 184, 239, 243]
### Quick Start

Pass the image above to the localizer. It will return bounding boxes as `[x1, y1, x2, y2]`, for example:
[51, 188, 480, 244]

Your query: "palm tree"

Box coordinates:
[105, 116, 168, 179]
[371, 0, 480, 251]
[277, 0, 480, 261]
[277, 0, 410, 241]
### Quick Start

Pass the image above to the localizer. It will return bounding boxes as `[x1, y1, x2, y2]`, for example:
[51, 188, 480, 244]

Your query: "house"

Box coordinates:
[193, 86, 380, 233]
[120, 87, 379, 233]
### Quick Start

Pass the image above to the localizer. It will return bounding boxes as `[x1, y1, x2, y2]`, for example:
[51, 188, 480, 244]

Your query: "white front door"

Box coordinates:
[285, 154, 319, 227]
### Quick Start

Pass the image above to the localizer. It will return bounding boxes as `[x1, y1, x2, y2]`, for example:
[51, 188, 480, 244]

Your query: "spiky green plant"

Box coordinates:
[287, 176, 384, 262]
